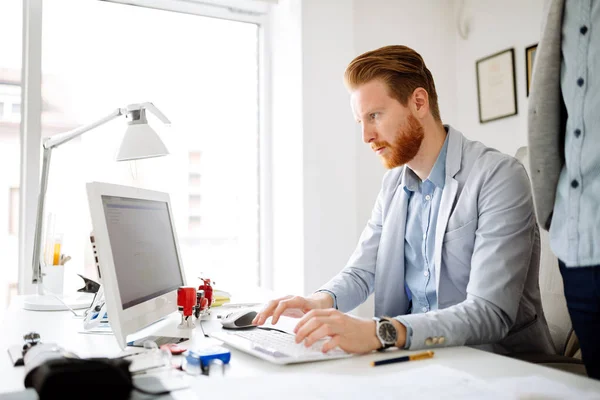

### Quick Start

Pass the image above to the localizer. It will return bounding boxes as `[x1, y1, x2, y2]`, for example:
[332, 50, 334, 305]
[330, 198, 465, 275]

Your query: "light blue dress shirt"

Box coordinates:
[396, 133, 448, 347]
[550, 0, 600, 267]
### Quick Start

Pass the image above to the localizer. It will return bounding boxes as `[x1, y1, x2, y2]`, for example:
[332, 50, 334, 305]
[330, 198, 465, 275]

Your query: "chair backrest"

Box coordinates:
[514, 146, 573, 355]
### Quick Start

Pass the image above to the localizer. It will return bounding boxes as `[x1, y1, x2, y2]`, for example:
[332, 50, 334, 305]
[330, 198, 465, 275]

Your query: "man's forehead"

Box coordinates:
[351, 80, 392, 115]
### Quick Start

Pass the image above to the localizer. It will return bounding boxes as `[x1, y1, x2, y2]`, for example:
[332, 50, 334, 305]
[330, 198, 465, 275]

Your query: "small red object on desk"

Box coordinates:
[177, 287, 196, 317]
[198, 278, 214, 308]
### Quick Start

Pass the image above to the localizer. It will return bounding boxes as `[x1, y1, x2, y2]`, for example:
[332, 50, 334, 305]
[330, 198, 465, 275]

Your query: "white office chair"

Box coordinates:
[511, 146, 585, 376]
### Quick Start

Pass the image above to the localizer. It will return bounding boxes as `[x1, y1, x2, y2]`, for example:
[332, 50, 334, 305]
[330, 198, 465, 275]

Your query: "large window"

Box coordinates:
[0, 1, 23, 310]
[41, 1, 261, 292]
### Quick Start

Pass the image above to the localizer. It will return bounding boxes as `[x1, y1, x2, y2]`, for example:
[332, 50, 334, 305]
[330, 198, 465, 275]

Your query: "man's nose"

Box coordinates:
[362, 124, 375, 144]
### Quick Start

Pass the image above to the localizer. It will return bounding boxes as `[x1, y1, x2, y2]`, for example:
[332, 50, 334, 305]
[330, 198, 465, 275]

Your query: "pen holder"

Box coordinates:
[42, 265, 65, 295]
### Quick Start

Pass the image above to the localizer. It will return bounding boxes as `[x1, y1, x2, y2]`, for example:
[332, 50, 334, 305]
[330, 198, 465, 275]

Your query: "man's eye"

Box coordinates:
[370, 113, 379, 120]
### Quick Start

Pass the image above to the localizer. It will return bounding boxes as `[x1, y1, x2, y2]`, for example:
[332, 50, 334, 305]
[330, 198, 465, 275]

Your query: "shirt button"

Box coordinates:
[571, 180, 579, 189]
[580, 26, 588, 35]
[424, 270, 429, 277]
[422, 307, 428, 313]
[574, 129, 581, 138]
[577, 77, 584, 87]
[425, 194, 431, 201]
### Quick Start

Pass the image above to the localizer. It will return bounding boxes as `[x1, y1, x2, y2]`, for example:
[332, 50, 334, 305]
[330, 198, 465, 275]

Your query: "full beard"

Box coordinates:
[374, 114, 425, 169]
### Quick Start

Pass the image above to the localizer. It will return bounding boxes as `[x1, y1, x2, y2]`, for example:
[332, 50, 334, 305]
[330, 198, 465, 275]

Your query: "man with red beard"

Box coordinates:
[253, 45, 554, 356]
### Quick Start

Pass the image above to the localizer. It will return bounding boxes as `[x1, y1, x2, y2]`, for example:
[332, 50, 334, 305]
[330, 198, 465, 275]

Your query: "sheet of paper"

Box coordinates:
[487, 375, 600, 400]
[176, 365, 600, 400]
[179, 365, 504, 400]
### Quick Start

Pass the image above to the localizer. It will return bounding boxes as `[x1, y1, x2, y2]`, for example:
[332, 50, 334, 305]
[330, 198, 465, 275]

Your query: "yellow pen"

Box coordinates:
[370, 350, 434, 367]
[52, 235, 62, 266]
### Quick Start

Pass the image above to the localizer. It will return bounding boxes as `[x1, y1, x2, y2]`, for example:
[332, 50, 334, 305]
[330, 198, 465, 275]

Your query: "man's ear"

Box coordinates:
[411, 88, 429, 118]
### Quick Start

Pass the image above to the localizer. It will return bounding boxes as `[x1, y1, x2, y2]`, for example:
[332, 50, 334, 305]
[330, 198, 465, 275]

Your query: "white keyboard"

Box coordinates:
[211, 327, 352, 364]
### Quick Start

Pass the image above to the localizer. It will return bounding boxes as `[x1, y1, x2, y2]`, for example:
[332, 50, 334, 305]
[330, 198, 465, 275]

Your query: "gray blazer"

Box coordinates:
[527, 0, 566, 231]
[319, 126, 555, 355]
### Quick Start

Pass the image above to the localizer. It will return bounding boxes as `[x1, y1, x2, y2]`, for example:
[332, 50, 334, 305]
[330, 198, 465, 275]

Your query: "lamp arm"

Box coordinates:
[44, 108, 125, 149]
[31, 146, 52, 285]
[31, 107, 124, 286]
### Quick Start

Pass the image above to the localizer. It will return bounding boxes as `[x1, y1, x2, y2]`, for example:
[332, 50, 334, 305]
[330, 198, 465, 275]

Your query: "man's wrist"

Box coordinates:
[309, 292, 334, 309]
[389, 318, 407, 348]
[370, 321, 383, 350]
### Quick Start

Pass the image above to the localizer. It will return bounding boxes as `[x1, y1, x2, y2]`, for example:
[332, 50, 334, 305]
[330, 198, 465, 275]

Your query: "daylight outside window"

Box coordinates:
[40, 0, 260, 294]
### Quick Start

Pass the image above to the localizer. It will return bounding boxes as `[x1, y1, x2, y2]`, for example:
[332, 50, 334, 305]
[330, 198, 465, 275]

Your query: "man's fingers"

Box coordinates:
[302, 322, 335, 347]
[321, 335, 342, 353]
[253, 295, 292, 325]
[272, 296, 307, 324]
[294, 308, 337, 333]
[295, 316, 328, 343]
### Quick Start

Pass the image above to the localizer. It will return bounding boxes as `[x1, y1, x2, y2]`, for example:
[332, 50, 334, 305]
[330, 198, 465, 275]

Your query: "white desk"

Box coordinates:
[2, 295, 600, 398]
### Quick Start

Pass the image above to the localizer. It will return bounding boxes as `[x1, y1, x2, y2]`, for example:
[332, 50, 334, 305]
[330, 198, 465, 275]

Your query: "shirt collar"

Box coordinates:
[427, 133, 449, 189]
[402, 131, 449, 193]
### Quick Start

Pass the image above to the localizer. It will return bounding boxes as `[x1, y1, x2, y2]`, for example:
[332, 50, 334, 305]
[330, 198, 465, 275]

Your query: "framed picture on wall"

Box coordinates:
[526, 43, 538, 97]
[475, 48, 518, 124]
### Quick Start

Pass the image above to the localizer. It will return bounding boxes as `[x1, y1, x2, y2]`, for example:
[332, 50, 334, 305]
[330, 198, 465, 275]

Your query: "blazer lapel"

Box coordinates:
[375, 169, 410, 317]
[434, 127, 462, 294]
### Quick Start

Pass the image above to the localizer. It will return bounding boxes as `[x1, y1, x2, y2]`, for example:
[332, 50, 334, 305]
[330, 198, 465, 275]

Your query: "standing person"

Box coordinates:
[253, 45, 555, 356]
[528, 0, 600, 379]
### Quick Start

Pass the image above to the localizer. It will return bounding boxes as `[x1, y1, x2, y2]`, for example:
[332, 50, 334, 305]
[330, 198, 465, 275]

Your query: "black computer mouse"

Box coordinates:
[220, 310, 258, 329]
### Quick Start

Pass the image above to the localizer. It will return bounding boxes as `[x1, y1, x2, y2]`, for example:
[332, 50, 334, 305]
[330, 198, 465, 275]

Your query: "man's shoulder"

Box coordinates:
[460, 135, 525, 178]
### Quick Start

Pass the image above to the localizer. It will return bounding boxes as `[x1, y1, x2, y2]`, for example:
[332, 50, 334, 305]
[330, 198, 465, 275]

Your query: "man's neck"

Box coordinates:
[406, 122, 447, 181]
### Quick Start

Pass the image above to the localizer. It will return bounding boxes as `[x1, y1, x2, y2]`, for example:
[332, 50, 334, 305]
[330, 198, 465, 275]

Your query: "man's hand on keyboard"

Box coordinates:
[293, 309, 384, 354]
[252, 293, 333, 326]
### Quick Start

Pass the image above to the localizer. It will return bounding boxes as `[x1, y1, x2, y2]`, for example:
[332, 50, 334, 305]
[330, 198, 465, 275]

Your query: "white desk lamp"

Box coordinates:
[23, 102, 171, 311]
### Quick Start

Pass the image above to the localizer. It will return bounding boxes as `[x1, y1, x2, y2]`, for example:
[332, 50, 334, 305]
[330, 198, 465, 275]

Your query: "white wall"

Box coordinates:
[270, 0, 358, 296]
[269, 0, 305, 295]
[301, 1, 358, 295]
[455, 0, 547, 157]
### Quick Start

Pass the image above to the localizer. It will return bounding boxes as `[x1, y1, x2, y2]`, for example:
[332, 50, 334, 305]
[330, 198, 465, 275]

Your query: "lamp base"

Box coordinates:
[22, 293, 94, 311]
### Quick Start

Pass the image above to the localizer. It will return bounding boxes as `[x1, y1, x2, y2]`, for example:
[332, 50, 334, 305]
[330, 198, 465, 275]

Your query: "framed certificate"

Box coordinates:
[475, 48, 518, 123]
[526, 43, 538, 97]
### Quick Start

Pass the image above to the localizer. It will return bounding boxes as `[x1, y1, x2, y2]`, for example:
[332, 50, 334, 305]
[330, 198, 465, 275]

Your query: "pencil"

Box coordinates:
[370, 350, 434, 367]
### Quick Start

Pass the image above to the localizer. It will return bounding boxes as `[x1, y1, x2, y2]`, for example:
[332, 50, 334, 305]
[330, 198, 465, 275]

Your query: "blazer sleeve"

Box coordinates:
[396, 157, 534, 349]
[316, 176, 390, 312]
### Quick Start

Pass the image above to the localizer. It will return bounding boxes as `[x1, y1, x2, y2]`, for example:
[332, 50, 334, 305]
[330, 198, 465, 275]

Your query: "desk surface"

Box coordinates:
[2, 295, 600, 398]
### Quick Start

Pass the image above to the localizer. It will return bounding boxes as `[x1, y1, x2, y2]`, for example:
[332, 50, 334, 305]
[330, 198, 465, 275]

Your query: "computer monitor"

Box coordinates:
[86, 182, 187, 349]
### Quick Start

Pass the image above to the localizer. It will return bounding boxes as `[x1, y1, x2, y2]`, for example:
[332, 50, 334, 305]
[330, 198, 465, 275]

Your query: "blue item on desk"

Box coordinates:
[189, 346, 231, 366]
[184, 346, 231, 376]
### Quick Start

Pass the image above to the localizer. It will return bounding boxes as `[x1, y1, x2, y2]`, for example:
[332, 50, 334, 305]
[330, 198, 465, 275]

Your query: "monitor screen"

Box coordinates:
[101, 195, 184, 310]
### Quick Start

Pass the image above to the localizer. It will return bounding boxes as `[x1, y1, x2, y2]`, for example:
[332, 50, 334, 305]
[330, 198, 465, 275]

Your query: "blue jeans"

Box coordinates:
[559, 260, 600, 380]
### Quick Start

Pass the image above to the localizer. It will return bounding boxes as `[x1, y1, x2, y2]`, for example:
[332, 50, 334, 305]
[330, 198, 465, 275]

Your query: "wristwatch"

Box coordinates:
[374, 317, 398, 351]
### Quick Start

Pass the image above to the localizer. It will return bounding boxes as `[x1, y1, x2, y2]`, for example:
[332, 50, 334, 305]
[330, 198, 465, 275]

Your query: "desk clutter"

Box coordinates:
[8, 329, 231, 399]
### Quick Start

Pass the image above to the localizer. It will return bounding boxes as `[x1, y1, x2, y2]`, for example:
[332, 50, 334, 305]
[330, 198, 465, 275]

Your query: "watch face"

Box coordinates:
[378, 322, 397, 344]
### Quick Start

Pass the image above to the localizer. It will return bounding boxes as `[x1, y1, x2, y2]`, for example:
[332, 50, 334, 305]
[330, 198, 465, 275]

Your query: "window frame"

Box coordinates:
[18, 0, 274, 294]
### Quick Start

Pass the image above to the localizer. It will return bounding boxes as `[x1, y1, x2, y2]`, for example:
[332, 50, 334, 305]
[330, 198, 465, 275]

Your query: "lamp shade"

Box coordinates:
[116, 123, 169, 161]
